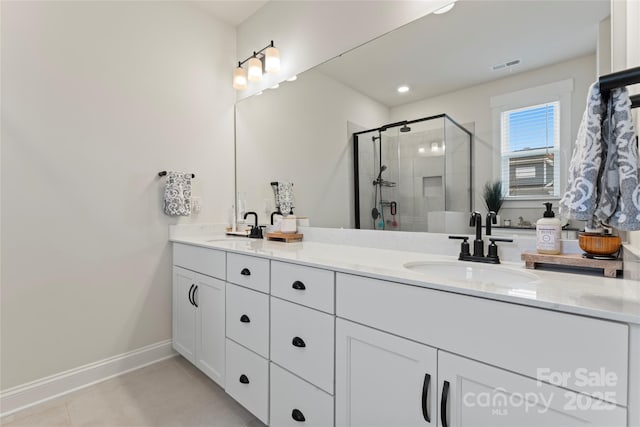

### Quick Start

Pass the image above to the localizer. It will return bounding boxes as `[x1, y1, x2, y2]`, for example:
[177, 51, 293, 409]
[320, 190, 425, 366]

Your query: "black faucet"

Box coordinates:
[270, 210, 281, 225]
[244, 212, 263, 239]
[470, 211, 484, 257]
[486, 211, 497, 236]
[448, 211, 513, 264]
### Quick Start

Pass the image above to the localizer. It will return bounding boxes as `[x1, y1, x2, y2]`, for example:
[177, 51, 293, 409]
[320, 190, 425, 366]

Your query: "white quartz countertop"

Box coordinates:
[171, 234, 640, 324]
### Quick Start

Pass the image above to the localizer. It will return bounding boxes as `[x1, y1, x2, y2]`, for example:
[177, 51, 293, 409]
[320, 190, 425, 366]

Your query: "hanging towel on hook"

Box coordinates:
[559, 82, 606, 228]
[595, 87, 640, 230]
[277, 181, 294, 215]
[163, 171, 192, 216]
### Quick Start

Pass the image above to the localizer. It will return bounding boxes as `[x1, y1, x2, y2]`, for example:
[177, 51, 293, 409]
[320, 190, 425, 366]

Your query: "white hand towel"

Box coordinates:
[559, 82, 605, 228]
[277, 182, 294, 215]
[163, 171, 192, 216]
[595, 87, 640, 230]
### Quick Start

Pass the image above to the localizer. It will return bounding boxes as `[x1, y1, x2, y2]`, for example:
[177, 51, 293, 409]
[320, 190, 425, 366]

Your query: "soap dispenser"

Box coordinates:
[536, 202, 562, 254]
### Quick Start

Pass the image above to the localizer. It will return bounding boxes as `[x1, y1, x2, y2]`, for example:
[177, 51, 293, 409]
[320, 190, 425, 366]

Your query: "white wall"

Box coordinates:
[235, 69, 389, 228]
[390, 54, 597, 225]
[0, 1, 236, 390]
[235, 0, 453, 99]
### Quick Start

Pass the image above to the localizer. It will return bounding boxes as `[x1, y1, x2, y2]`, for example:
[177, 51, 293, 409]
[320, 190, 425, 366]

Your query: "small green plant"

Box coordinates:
[483, 181, 504, 214]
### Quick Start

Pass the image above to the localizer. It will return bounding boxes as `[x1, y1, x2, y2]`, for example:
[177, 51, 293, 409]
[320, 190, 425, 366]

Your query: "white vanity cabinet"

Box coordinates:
[438, 351, 627, 426]
[172, 240, 636, 427]
[224, 253, 271, 424]
[335, 318, 437, 427]
[335, 273, 629, 427]
[172, 244, 226, 387]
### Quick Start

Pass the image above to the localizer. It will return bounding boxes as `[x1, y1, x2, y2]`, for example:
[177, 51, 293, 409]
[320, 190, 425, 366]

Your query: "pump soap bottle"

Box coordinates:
[536, 202, 562, 254]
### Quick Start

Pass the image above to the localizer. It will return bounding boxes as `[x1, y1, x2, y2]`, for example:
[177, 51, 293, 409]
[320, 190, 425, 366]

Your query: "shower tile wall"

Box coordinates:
[397, 129, 445, 232]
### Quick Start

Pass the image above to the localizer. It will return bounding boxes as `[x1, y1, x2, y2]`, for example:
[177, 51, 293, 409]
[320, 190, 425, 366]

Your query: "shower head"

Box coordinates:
[376, 165, 387, 180]
[400, 125, 411, 133]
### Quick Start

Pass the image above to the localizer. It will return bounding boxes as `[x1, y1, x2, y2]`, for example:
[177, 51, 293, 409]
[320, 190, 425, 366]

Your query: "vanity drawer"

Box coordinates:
[226, 283, 269, 358]
[227, 253, 270, 293]
[271, 261, 335, 314]
[336, 273, 629, 405]
[173, 243, 225, 280]
[270, 297, 335, 394]
[270, 363, 334, 427]
[225, 339, 269, 424]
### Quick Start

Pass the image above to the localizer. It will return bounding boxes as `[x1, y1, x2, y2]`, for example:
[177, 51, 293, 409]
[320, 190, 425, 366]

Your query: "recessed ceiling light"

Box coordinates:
[433, 2, 455, 14]
[287, 75, 298, 82]
[397, 85, 410, 93]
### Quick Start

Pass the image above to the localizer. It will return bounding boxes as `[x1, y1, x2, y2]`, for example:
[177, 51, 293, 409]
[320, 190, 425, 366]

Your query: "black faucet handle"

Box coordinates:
[489, 237, 513, 243]
[449, 235, 470, 257]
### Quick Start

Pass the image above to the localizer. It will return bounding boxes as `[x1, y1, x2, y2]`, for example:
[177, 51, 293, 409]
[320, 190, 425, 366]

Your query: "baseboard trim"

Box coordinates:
[0, 339, 176, 418]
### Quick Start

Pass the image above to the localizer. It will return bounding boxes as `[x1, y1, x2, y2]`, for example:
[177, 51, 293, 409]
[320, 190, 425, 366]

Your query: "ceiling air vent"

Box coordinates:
[492, 59, 521, 71]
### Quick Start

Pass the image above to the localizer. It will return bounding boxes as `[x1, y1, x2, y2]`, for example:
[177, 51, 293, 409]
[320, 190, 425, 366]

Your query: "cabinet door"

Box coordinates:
[195, 274, 226, 388]
[172, 267, 196, 363]
[437, 351, 626, 427]
[336, 318, 437, 427]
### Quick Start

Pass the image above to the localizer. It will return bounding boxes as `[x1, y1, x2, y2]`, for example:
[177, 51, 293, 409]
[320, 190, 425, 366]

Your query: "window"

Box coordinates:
[500, 101, 560, 198]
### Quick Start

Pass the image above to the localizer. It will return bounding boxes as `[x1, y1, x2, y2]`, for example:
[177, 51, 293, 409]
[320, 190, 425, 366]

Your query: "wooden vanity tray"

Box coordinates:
[521, 251, 623, 277]
[266, 232, 303, 243]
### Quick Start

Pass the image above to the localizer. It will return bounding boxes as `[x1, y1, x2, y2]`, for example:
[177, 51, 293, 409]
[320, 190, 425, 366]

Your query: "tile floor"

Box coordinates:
[1, 356, 264, 427]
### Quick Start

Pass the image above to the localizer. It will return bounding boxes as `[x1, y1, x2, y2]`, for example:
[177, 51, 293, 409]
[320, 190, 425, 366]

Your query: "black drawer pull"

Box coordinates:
[421, 373, 431, 423]
[240, 268, 251, 276]
[188, 284, 195, 306]
[240, 314, 251, 323]
[291, 409, 306, 422]
[441, 380, 450, 427]
[193, 285, 198, 308]
[292, 336, 306, 348]
[239, 374, 250, 384]
[292, 280, 306, 290]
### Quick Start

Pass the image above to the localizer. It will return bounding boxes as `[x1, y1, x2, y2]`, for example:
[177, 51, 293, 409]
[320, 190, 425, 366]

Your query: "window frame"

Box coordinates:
[500, 101, 561, 198]
[490, 79, 573, 205]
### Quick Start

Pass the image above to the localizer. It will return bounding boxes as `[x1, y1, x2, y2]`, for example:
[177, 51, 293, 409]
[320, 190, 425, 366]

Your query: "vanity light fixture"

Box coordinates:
[397, 85, 410, 93]
[433, 1, 455, 14]
[431, 142, 439, 152]
[233, 40, 281, 90]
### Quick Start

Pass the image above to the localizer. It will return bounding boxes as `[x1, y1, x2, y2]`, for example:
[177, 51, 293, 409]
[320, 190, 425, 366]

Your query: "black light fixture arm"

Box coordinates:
[237, 40, 276, 68]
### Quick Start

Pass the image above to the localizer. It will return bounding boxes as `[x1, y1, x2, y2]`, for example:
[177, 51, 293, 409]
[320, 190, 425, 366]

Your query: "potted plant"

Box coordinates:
[483, 180, 504, 223]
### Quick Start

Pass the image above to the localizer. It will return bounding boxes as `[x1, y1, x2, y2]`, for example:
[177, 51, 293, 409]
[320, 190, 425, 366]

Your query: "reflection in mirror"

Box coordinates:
[235, 0, 610, 230]
[354, 115, 472, 232]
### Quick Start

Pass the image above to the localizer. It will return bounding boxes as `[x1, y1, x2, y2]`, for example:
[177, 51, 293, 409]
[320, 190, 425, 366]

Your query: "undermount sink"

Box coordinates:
[403, 261, 540, 287]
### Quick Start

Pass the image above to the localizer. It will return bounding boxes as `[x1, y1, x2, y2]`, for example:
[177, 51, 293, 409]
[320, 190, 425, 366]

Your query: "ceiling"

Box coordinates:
[317, 0, 610, 107]
[190, 0, 269, 26]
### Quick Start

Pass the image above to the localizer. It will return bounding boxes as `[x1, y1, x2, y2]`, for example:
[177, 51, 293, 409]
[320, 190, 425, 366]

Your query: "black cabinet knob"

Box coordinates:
[239, 374, 250, 384]
[240, 268, 251, 276]
[292, 281, 306, 290]
[240, 314, 251, 323]
[291, 409, 306, 422]
[292, 336, 306, 348]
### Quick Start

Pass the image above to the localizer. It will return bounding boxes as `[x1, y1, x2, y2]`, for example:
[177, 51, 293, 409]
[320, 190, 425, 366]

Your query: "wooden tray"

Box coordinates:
[266, 232, 303, 243]
[521, 251, 623, 277]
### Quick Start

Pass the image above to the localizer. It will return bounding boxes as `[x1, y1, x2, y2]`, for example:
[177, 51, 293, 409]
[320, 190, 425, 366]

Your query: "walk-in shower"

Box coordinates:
[354, 114, 472, 232]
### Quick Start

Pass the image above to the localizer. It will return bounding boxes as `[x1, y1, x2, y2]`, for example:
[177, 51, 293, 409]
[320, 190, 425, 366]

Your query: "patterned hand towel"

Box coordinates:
[277, 182, 294, 215]
[559, 82, 605, 228]
[595, 88, 640, 230]
[163, 171, 192, 216]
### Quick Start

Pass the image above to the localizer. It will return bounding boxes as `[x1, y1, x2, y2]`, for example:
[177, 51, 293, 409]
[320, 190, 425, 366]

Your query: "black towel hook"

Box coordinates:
[158, 171, 195, 178]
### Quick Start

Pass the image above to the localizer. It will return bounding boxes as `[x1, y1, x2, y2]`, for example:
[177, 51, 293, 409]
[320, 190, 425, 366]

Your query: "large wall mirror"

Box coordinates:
[235, 0, 610, 230]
